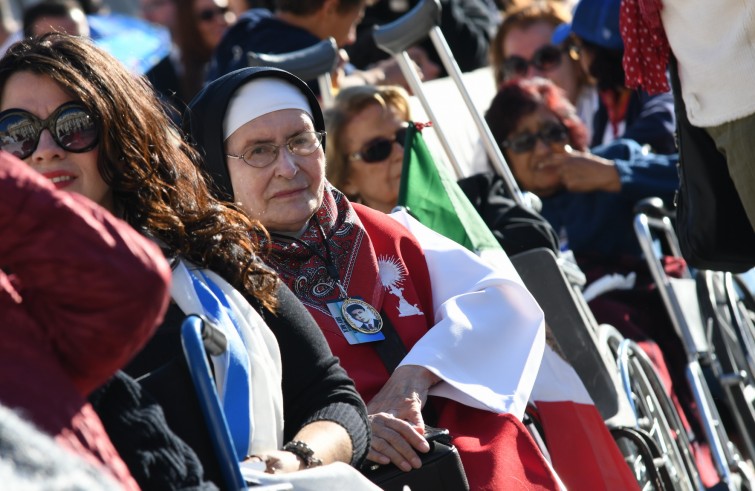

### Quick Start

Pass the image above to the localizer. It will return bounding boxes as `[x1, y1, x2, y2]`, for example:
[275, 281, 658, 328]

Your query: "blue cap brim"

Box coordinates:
[551, 22, 572, 46]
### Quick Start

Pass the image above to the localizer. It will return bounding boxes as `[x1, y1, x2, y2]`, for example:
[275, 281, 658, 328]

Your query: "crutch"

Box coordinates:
[372, 0, 527, 207]
[246, 37, 339, 108]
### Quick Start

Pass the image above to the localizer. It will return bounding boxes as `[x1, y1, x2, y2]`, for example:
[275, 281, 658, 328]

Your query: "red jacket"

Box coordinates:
[0, 152, 171, 489]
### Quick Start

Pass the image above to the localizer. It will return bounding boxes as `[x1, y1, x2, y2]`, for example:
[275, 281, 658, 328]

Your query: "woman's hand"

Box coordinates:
[244, 450, 304, 474]
[366, 365, 440, 471]
[555, 150, 621, 193]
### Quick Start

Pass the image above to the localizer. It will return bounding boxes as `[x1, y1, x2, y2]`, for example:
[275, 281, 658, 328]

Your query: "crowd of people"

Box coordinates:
[0, 0, 752, 489]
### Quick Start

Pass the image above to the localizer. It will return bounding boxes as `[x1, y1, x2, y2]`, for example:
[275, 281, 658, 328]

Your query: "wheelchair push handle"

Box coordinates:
[198, 316, 228, 356]
[633, 196, 676, 220]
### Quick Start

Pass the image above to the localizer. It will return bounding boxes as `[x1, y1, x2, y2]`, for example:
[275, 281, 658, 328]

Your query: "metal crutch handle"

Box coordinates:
[246, 38, 338, 106]
[371, 0, 440, 55]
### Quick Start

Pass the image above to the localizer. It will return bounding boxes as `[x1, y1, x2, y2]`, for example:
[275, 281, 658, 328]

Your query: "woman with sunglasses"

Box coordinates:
[0, 34, 371, 487]
[485, 77, 723, 483]
[490, 1, 596, 138]
[185, 65, 566, 491]
[324, 85, 410, 213]
[147, 0, 235, 116]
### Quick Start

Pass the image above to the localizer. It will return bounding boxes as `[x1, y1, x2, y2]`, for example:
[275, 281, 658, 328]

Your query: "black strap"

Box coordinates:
[373, 311, 440, 426]
[373, 311, 408, 374]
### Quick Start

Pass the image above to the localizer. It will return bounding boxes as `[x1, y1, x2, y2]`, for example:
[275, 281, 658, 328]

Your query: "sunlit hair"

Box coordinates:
[485, 77, 589, 162]
[0, 34, 278, 310]
[491, 0, 577, 86]
[324, 84, 410, 202]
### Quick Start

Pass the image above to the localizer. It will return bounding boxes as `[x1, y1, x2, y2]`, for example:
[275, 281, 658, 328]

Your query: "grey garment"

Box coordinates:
[0, 404, 118, 490]
[705, 111, 755, 232]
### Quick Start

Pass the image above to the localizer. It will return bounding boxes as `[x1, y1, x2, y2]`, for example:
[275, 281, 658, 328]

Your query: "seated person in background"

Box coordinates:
[490, 0, 597, 140]
[184, 65, 565, 490]
[146, 0, 235, 117]
[346, 0, 497, 77]
[23, 0, 90, 38]
[0, 149, 171, 488]
[325, 84, 410, 214]
[206, 0, 436, 95]
[552, 0, 676, 154]
[485, 76, 719, 485]
[0, 34, 369, 487]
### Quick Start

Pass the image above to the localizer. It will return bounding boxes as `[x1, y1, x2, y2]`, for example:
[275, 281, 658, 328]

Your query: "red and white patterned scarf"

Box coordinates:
[620, 0, 670, 94]
[264, 185, 383, 317]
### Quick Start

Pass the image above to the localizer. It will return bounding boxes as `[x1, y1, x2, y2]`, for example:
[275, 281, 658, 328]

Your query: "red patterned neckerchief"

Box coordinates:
[264, 185, 383, 316]
[620, 0, 670, 94]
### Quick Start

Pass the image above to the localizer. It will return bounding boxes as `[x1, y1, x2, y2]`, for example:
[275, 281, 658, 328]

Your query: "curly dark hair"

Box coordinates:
[0, 34, 279, 310]
[485, 76, 589, 159]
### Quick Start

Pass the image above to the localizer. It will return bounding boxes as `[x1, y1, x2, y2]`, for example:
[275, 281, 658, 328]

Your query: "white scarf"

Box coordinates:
[171, 260, 284, 456]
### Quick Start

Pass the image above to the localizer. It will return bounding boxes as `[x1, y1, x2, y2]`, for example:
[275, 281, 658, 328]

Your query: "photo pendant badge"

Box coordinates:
[341, 298, 383, 334]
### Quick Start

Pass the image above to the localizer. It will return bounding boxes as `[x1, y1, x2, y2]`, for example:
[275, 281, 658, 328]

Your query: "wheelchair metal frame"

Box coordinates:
[634, 209, 754, 490]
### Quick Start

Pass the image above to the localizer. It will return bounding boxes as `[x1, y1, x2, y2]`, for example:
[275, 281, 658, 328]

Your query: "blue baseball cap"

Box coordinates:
[551, 0, 623, 51]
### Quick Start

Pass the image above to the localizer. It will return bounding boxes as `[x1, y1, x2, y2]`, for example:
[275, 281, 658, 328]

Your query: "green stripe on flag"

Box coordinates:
[397, 122, 502, 253]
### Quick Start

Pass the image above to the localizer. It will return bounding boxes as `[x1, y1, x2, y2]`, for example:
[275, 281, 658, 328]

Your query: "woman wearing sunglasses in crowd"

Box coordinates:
[147, 0, 235, 117]
[0, 34, 371, 488]
[551, 0, 676, 154]
[485, 76, 720, 485]
[490, 0, 597, 140]
[325, 84, 410, 213]
[185, 66, 568, 491]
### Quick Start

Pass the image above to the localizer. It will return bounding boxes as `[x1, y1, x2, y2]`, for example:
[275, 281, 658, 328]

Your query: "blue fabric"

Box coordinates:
[591, 89, 677, 155]
[188, 270, 251, 460]
[540, 139, 679, 258]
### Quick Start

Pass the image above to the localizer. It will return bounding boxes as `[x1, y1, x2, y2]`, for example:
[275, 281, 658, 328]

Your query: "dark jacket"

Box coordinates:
[346, 0, 497, 75]
[592, 89, 677, 155]
[206, 9, 320, 85]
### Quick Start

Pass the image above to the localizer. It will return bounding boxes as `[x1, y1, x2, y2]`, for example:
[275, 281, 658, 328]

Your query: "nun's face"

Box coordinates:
[225, 108, 325, 233]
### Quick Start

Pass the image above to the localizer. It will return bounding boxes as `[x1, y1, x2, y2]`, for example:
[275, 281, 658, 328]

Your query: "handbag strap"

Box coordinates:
[373, 311, 408, 374]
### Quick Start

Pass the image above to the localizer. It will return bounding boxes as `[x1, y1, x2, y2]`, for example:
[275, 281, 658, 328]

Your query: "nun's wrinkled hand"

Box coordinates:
[367, 412, 430, 471]
[365, 366, 440, 470]
[367, 365, 439, 427]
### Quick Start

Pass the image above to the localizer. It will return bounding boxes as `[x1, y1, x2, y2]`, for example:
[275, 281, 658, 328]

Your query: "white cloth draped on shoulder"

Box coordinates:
[171, 260, 284, 457]
[389, 209, 545, 420]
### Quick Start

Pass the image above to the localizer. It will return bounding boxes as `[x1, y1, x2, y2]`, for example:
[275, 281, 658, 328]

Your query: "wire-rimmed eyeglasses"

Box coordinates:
[226, 130, 325, 168]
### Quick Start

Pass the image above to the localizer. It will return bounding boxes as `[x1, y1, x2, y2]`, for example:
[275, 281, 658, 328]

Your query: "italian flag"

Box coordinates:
[397, 122, 639, 490]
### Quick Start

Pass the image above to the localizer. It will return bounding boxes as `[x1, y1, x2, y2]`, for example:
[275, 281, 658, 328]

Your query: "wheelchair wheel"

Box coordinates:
[698, 271, 755, 465]
[602, 328, 702, 491]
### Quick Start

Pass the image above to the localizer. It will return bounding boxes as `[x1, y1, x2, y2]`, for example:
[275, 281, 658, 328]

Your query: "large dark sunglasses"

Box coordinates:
[197, 5, 228, 22]
[502, 121, 569, 153]
[501, 44, 564, 80]
[349, 125, 409, 163]
[0, 102, 99, 160]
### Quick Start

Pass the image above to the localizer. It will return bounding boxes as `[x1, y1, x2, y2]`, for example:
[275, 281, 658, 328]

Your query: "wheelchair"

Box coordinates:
[633, 198, 755, 490]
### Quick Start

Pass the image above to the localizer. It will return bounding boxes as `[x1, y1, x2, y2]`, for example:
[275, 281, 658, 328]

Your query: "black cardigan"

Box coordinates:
[99, 281, 369, 489]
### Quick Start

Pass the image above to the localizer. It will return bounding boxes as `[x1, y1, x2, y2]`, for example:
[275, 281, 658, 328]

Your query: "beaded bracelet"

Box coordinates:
[282, 440, 323, 469]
